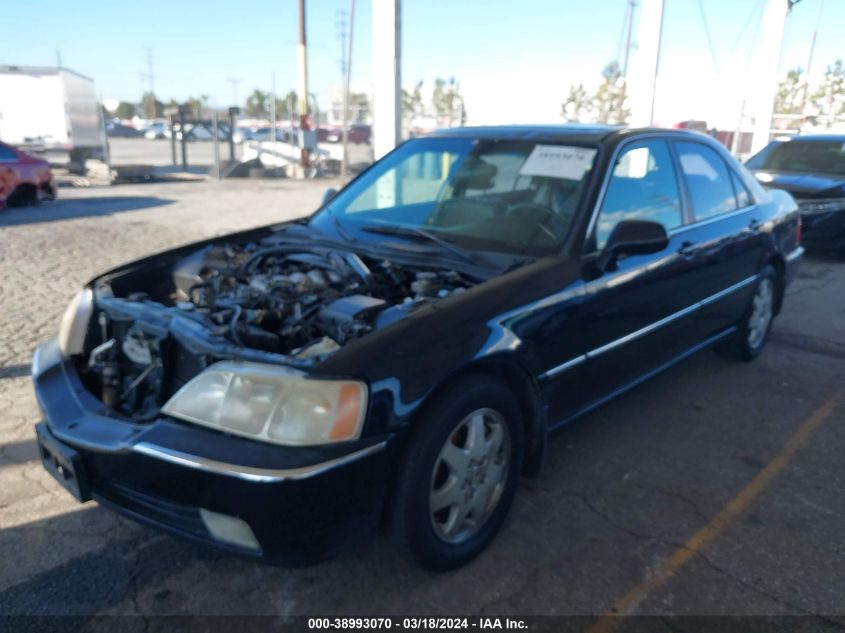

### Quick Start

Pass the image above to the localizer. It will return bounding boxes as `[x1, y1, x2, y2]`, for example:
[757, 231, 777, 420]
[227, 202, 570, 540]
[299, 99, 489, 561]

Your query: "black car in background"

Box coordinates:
[33, 126, 802, 570]
[747, 134, 845, 252]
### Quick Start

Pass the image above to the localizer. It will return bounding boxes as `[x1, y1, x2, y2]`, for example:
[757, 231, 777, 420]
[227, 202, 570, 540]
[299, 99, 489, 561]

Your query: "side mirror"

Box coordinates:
[597, 219, 669, 271]
[322, 187, 338, 206]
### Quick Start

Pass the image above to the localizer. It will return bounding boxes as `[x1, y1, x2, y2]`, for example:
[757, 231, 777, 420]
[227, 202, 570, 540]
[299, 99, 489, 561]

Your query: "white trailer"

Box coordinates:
[0, 65, 106, 166]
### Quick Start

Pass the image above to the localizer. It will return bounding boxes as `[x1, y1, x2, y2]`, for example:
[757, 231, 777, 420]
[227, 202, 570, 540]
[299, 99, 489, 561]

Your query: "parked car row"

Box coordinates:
[106, 120, 232, 142]
[105, 121, 144, 138]
[233, 126, 297, 144]
[143, 122, 169, 140]
[232, 124, 372, 145]
[106, 119, 374, 147]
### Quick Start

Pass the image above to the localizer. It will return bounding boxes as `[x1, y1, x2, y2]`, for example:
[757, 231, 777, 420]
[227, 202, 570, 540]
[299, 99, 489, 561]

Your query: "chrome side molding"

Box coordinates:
[539, 274, 759, 381]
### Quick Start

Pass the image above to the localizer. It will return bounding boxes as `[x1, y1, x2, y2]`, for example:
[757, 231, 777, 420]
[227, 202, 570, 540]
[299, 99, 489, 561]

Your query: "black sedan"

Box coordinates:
[747, 134, 845, 252]
[33, 125, 803, 570]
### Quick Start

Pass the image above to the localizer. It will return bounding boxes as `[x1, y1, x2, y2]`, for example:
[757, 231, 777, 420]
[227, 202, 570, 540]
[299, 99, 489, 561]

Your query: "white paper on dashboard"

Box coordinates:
[520, 145, 597, 180]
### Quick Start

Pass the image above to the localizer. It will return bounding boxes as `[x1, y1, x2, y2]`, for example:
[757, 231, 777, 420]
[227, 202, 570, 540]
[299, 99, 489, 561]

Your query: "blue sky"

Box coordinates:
[4, 0, 843, 126]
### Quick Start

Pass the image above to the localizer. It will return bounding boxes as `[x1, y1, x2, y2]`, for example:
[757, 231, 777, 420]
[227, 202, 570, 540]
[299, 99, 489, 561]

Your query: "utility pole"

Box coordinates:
[628, 0, 665, 127]
[618, 0, 636, 124]
[298, 0, 311, 169]
[146, 47, 155, 99]
[140, 47, 157, 118]
[341, 0, 356, 181]
[800, 0, 823, 116]
[748, 0, 791, 155]
[372, 0, 401, 160]
[270, 72, 277, 156]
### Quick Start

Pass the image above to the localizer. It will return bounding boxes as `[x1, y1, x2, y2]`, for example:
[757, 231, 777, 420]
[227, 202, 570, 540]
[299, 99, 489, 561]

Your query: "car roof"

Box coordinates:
[426, 124, 621, 143]
[776, 134, 845, 142]
[424, 124, 713, 145]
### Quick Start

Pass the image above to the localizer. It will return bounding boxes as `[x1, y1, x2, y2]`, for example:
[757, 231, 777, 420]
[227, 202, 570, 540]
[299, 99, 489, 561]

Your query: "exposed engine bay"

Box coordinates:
[84, 240, 476, 419]
[167, 242, 472, 355]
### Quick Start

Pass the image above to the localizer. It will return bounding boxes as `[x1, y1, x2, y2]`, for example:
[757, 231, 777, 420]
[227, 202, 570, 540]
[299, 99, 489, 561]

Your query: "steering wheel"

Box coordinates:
[505, 202, 565, 240]
[506, 202, 558, 220]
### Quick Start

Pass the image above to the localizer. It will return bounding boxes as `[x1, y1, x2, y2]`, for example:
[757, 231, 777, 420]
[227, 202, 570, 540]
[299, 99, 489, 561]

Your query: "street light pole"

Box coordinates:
[226, 78, 242, 108]
[341, 0, 356, 181]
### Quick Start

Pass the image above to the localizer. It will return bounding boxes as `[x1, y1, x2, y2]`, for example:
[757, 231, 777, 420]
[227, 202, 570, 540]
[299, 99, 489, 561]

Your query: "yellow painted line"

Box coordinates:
[587, 386, 845, 633]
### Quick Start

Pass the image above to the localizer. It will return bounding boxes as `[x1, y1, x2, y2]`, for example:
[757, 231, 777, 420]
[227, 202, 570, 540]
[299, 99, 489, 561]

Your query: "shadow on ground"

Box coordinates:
[0, 439, 39, 468]
[0, 364, 30, 379]
[0, 196, 174, 227]
[0, 506, 213, 617]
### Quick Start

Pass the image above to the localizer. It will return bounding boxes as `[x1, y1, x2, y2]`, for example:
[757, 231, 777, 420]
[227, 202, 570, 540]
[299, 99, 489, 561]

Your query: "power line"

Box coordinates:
[729, 0, 766, 60]
[696, 0, 720, 72]
[618, 0, 636, 123]
[615, 0, 632, 69]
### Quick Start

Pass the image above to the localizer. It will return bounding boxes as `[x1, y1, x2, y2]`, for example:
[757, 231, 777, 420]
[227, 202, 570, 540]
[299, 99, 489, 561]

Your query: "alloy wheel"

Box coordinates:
[748, 278, 774, 349]
[429, 408, 511, 544]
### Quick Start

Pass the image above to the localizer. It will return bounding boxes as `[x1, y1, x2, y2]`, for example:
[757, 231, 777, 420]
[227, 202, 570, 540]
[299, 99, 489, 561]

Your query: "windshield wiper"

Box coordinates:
[360, 224, 483, 266]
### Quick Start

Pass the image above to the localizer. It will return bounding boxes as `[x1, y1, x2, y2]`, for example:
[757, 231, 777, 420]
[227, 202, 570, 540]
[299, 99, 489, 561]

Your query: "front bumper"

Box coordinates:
[800, 209, 845, 252]
[784, 246, 803, 288]
[32, 339, 395, 565]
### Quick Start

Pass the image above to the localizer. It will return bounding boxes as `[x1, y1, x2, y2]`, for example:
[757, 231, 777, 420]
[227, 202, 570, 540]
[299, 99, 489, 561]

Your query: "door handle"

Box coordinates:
[678, 241, 696, 256]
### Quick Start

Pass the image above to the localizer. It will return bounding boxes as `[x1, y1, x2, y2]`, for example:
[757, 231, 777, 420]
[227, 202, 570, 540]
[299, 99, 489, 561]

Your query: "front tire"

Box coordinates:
[391, 375, 524, 571]
[717, 266, 778, 361]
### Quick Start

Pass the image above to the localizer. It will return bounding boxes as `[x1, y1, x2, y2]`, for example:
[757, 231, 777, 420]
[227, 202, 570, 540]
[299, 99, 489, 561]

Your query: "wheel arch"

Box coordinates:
[765, 253, 786, 314]
[6, 182, 38, 207]
[408, 355, 547, 478]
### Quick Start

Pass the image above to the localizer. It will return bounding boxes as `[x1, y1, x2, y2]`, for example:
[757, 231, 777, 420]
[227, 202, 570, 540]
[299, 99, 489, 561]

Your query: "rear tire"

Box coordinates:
[6, 184, 38, 208]
[391, 375, 524, 571]
[716, 266, 778, 362]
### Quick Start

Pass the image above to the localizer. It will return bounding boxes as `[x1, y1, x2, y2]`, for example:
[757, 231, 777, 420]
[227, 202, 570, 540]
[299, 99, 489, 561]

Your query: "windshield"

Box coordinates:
[747, 140, 845, 176]
[315, 137, 597, 256]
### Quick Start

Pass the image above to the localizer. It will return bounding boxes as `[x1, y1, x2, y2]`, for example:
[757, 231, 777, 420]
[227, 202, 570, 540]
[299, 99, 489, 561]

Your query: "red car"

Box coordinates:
[323, 124, 372, 144]
[0, 141, 56, 209]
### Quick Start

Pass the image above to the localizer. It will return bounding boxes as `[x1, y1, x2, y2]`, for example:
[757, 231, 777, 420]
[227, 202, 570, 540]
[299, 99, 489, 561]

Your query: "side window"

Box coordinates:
[595, 140, 682, 248]
[675, 142, 738, 221]
[730, 169, 751, 208]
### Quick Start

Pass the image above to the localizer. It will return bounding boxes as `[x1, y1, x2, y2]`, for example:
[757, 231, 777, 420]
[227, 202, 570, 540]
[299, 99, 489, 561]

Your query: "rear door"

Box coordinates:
[670, 140, 764, 338]
[577, 138, 709, 405]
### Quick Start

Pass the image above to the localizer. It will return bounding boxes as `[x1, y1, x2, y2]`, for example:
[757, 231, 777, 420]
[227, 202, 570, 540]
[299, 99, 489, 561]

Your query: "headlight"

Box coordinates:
[798, 198, 845, 215]
[161, 361, 368, 446]
[58, 288, 94, 357]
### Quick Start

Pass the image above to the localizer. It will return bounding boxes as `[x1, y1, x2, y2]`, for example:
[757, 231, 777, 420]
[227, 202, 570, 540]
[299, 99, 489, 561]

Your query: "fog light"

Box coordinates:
[199, 508, 261, 553]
